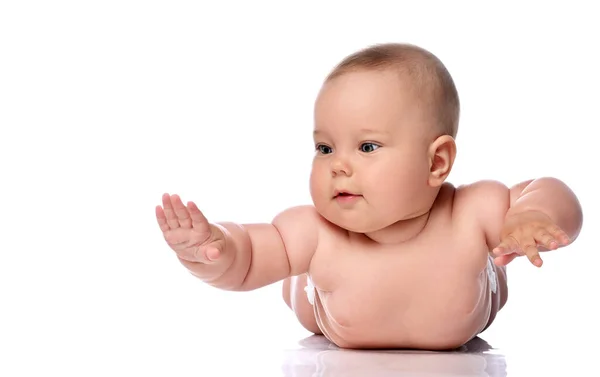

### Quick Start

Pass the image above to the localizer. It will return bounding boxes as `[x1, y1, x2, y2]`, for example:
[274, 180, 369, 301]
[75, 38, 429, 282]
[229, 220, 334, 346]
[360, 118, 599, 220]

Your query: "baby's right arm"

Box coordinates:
[156, 193, 320, 291]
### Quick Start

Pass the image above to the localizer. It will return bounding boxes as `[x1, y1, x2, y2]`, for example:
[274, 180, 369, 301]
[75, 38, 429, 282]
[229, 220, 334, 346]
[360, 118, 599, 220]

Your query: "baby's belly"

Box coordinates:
[312, 266, 492, 349]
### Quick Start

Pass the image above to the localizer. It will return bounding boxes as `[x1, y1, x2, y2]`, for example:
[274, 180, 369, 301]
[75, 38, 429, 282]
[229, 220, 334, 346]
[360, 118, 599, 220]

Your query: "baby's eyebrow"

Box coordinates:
[314, 128, 388, 135]
[358, 128, 390, 136]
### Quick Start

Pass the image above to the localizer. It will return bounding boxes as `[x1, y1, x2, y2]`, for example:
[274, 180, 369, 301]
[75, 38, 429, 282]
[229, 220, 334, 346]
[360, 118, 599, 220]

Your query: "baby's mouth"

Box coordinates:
[334, 191, 362, 199]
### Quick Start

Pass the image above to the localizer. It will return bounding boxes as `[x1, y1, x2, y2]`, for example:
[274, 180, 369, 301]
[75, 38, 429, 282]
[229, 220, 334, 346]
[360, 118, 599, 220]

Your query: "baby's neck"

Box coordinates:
[361, 210, 431, 245]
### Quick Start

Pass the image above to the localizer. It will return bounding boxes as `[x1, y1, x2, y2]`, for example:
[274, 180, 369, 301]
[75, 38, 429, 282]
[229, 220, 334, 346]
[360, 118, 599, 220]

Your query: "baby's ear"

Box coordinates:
[427, 135, 456, 187]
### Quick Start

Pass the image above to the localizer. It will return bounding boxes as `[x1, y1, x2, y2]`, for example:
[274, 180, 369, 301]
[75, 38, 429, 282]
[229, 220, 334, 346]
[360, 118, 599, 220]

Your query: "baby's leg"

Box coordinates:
[282, 275, 322, 334]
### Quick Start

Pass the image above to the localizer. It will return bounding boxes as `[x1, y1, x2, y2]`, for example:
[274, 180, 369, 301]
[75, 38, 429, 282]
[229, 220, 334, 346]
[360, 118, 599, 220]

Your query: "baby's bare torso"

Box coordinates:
[306, 186, 498, 349]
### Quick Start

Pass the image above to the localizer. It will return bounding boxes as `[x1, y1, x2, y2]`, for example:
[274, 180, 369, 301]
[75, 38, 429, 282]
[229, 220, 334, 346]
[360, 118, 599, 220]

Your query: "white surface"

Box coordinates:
[1, 1, 597, 376]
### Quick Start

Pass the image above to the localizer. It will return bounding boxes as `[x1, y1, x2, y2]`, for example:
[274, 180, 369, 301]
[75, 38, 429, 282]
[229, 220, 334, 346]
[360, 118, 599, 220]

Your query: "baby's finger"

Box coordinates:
[188, 201, 211, 234]
[162, 193, 180, 229]
[171, 194, 192, 229]
[155, 205, 171, 232]
[184, 245, 220, 264]
[519, 237, 543, 267]
[493, 235, 519, 256]
[494, 253, 519, 266]
[533, 228, 558, 250]
[547, 225, 570, 246]
[204, 246, 221, 262]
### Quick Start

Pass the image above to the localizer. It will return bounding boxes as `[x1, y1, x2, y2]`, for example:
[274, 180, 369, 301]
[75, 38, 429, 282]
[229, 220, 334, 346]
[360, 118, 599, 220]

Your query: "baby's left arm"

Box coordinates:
[506, 177, 582, 240]
[494, 177, 583, 266]
[466, 177, 583, 267]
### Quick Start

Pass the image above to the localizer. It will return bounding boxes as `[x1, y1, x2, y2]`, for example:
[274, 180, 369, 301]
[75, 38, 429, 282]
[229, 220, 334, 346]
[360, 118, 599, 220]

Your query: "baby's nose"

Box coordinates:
[331, 158, 352, 176]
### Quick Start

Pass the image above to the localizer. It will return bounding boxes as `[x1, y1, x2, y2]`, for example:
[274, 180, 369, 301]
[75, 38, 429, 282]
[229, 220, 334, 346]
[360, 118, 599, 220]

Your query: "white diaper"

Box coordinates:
[304, 274, 315, 306]
[487, 255, 497, 294]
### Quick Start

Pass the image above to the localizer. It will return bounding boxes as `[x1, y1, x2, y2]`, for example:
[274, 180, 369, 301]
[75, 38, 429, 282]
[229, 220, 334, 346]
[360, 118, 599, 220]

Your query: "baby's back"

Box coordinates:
[308, 184, 500, 349]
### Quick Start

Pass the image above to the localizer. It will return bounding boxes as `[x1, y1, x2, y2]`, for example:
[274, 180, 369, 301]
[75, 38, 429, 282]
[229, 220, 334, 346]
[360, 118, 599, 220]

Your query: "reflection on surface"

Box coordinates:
[282, 335, 507, 377]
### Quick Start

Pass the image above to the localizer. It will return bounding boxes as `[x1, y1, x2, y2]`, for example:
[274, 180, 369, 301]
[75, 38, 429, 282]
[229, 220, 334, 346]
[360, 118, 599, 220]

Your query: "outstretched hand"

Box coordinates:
[492, 210, 570, 267]
[155, 193, 225, 263]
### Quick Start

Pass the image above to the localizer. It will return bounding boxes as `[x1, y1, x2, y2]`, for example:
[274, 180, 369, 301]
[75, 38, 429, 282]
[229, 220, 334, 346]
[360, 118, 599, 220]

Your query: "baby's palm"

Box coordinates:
[164, 223, 209, 253]
[156, 193, 224, 263]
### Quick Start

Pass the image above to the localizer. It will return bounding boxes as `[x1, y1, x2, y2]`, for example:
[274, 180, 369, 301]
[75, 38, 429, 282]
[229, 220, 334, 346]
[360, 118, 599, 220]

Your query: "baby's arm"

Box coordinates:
[214, 205, 320, 291]
[158, 198, 321, 291]
[460, 177, 582, 265]
[505, 177, 582, 240]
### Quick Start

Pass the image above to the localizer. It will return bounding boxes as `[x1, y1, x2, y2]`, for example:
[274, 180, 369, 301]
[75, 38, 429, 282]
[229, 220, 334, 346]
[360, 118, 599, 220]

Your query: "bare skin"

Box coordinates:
[156, 68, 582, 350]
[282, 182, 511, 350]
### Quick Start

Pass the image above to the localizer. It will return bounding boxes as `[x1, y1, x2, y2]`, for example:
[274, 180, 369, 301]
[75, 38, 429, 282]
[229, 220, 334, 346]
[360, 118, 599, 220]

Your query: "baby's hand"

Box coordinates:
[492, 210, 570, 267]
[155, 193, 225, 264]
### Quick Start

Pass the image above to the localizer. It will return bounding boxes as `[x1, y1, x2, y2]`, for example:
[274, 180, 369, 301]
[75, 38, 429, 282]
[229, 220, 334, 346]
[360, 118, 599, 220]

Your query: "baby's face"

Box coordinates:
[309, 69, 435, 233]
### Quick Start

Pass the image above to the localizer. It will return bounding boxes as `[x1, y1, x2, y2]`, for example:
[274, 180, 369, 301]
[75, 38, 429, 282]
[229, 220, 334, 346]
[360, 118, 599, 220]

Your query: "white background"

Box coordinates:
[1, 1, 598, 376]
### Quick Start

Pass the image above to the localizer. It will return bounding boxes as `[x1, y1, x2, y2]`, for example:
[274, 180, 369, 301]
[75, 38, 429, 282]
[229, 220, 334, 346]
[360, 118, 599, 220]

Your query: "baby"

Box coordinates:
[155, 43, 583, 350]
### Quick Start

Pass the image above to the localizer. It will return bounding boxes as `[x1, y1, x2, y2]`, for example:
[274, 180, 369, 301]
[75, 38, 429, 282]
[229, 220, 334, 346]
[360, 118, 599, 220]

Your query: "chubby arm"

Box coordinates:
[506, 177, 583, 242]
[209, 205, 320, 291]
[462, 177, 582, 266]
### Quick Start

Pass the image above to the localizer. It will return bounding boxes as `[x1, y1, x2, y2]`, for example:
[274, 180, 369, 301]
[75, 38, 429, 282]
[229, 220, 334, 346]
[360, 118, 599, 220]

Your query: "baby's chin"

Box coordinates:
[315, 206, 391, 234]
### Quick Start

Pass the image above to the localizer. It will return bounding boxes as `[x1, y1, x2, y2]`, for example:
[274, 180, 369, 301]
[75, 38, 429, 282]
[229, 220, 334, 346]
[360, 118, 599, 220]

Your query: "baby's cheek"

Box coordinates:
[309, 174, 323, 196]
[373, 172, 406, 195]
[309, 174, 330, 208]
[370, 173, 417, 209]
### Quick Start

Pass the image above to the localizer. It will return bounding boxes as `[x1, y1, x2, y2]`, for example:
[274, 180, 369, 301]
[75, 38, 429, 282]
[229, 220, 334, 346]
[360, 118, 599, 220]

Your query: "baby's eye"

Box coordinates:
[316, 144, 333, 154]
[360, 143, 380, 153]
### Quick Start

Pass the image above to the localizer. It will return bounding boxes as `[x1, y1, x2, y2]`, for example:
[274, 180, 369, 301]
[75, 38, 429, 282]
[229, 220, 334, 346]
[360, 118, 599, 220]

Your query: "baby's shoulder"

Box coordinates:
[447, 179, 511, 236]
[271, 205, 327, 275]
[271, 204, 336, 244]
[272, 205, 323, 232]
[451, 179, 510, 211]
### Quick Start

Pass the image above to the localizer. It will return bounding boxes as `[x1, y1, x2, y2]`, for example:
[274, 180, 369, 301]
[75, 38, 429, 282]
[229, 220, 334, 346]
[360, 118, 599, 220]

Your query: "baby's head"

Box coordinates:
[309, 43, 460, 234]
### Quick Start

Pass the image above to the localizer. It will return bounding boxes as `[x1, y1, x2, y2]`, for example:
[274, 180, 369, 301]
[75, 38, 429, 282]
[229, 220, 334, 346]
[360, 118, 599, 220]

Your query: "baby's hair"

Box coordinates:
[326, 43, 460, 138]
